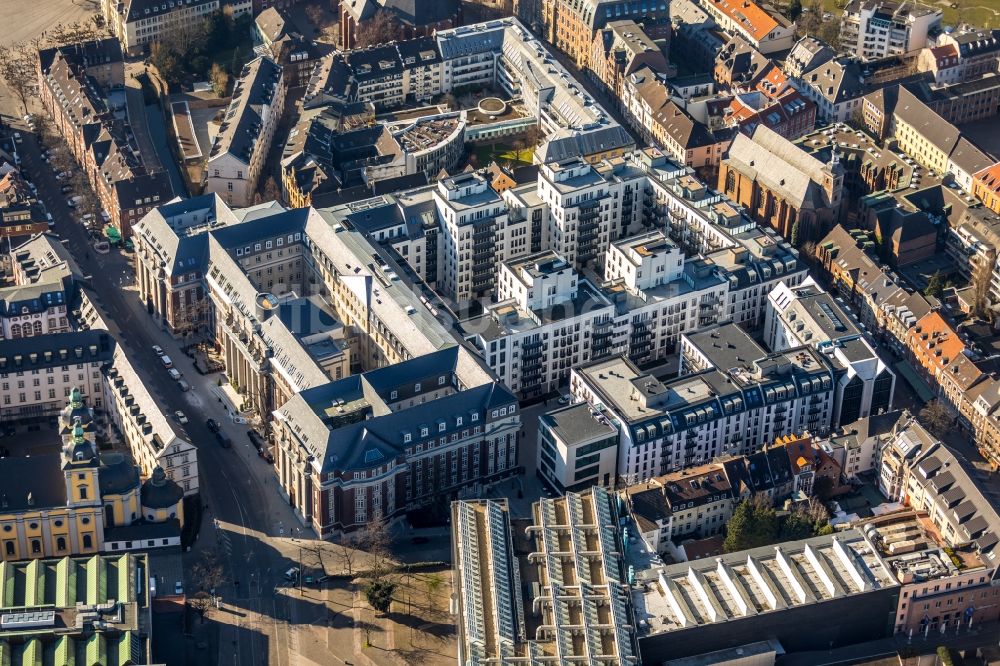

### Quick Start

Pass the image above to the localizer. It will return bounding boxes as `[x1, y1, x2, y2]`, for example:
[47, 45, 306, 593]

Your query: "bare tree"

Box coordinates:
[0, 42, 38, 117]
[191, 550, 227, 592]
[188, 590, 214, 621]
[261, 176, 282, 204]
[424, 573, 443, 611]
[918, 401, 952, 440]
[336, 533, 360, 577]
[354, 10, 400, 48]
[358, 515, 392, 578]
[46, 20, 102, 48]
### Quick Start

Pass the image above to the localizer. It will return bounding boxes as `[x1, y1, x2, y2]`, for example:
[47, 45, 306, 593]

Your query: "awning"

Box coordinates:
[104, 225, 121, 242]
[893, 360, 935, 403]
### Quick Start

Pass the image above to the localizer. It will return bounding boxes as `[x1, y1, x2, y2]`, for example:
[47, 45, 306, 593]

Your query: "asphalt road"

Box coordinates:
[14, 124, 298, 666]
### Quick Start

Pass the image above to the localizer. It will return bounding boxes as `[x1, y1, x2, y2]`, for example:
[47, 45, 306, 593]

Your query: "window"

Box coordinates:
[4, 542, 12, 556]
[83, 535, 93, 548]
[56, 537, 66, 551]
[78, 486, 88, 500]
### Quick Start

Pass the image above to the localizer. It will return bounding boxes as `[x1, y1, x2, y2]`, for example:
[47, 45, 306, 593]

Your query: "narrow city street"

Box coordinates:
[13, 121, 303, 666]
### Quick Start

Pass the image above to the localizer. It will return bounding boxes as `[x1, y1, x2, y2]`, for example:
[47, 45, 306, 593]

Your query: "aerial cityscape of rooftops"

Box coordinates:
[3, 0, 1000, 663]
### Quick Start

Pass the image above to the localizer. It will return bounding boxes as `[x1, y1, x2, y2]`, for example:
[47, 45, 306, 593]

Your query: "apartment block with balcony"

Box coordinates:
[571, 349, 837, 484]
[839, 0, 941, 61]
[537, 157, 647, 271]
[463, 252, 616, 398]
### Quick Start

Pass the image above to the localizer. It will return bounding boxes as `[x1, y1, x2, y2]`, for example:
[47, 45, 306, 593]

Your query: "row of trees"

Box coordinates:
[0, 16, 107, 116]
[723, 493, 833, 553]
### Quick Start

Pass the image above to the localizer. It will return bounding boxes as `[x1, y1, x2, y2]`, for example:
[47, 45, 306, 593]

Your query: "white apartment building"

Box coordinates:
[537, 402, 619, 492]
[102, 0, 221, 56]
[536, 157, 647, 270]
[463, 235, 730, 397]
[572, 351, 837, 484]
[603, 232, 729, 364]
[840, 0, 941, 61]
[766, 277, 896, 425]
[205, 56, 286, 209]
[463, 252, 617, 397]
[433, 171, 530, 303]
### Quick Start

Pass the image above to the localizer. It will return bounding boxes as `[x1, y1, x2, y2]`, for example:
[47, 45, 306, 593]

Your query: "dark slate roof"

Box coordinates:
[346, 44, 403, 82]
[140, 467, 184, 510]
[395, 36, 442, 68]
[98, 452, 141, 497]
[104, 519, 181, 542]
[210, 56, 284, 165]
[37, 38, 123, 73]
[628, 485, 670, 531]
[113, 171, 174, 211]
[0, 455, 67, 510]
[317, 381, 516, 473]
[123, 0, 218, 22]
[209, 207, 309, 251]
[0, 330, 115, 374]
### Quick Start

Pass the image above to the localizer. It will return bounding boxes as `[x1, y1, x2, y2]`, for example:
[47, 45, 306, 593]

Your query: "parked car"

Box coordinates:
[177, 379, 190, 392]
[284, 567, 300, 581]
[60, 185, 72, 194]
[174, 411, 188, 424]
[247, 429, 266, 452]
[13, 132, 21, 144]
[66, 198, 77, 208]
[167, 368, 181, 381]
[160, 355, 173, 368]
[152, 345, 164, 356]
[558, 394, 571, 405]
[216, 431, 232, 448]
[205, 418, 220, 433]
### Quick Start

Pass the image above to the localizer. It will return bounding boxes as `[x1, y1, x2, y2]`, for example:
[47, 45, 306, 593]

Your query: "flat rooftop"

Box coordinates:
[632, 529, 897, 638]
[685, 323, 767, 372]
[539, 402, 617, 445]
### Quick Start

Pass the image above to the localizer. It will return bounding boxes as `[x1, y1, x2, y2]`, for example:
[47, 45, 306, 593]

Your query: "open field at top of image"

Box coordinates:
[0, 0, 98, 48]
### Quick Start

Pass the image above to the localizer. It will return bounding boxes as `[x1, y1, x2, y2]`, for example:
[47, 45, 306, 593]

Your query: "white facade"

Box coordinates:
[205, 57, 286, 209]
[840, 1, 941, 61]
[571, 352, 836, 484]
[537, 402, 619, 491]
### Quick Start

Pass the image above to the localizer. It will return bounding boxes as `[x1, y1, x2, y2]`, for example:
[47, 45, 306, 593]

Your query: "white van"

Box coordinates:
[160, 355, 173, 369]
[167, 368, 182, 381]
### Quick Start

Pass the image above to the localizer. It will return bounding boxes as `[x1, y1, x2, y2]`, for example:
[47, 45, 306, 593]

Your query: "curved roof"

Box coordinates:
[99, 452, 141, 497]
[140, 467, 184, 510]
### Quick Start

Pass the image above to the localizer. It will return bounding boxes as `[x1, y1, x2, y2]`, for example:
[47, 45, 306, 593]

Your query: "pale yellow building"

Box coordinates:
[0, 389, 184, 562]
